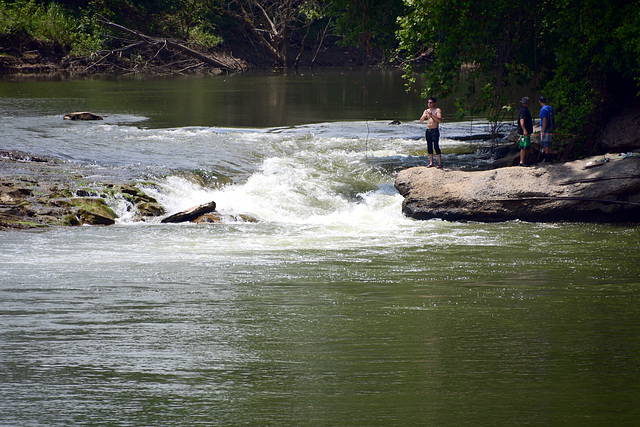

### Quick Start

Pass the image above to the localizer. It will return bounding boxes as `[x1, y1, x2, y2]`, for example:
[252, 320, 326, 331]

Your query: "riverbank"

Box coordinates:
[0, 32, 383, 78]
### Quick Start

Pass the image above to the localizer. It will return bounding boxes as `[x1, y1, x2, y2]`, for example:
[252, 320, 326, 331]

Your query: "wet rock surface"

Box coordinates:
[395, 154, 640, 223]
[0, 150, 163, 229]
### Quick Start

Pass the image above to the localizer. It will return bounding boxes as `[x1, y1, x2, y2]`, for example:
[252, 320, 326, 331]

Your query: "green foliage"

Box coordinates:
[398, 0, 538, 145]
[398, 0, 537, 101]
[299, 0, 325, 21]
[0, 0, 105, 54]
[328, 0, 406, 58]
[31, 2, 75, 45]
[70, 14, 105, 55]
[188, 26, 223, 49]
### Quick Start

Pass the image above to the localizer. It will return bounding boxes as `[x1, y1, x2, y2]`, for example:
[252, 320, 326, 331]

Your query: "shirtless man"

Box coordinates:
[420, 97, 443, 168]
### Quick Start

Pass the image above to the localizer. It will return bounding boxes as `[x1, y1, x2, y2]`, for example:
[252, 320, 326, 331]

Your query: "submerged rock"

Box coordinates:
[63, 112, 103, 121]
[192, 212, 259, 224]
[395, 155, 640, 223]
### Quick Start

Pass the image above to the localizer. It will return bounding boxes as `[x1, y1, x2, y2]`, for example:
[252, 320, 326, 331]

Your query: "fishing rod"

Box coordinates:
[365, 120, 370, 159]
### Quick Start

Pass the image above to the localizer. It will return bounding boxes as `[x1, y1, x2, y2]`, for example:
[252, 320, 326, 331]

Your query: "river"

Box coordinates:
[1, 69, 639, 426]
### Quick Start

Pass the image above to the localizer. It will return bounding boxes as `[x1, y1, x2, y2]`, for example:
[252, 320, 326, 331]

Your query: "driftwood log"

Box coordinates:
[161, 201, 217, 224]
[95, 14, 242, 73]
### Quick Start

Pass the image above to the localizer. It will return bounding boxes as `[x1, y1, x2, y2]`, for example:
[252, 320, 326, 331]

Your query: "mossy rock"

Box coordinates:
[136, 201, 164, 216]
[193, 212, 223, 224]
[237, 214, 259, 223]
[177, 169, 234, 188]
[71, 198, 117, 225]
[116, 184, 165, 217]
[62, 214, 82, 226]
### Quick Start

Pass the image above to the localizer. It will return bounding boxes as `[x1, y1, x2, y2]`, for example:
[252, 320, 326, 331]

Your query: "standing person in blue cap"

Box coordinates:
[517, 97, 533, 166]
[539, 96, 555, 163]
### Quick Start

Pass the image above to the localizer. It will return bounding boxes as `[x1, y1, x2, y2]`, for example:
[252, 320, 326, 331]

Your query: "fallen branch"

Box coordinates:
[161, 201, 217, 223]
[96, 14, 242, 72]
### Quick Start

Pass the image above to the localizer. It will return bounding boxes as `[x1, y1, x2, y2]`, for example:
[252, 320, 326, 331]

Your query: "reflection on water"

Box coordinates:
[0, 69, 432, 128]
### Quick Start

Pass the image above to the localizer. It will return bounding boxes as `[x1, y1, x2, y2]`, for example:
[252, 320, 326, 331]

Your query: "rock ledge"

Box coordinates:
[395, 155, 640, 223]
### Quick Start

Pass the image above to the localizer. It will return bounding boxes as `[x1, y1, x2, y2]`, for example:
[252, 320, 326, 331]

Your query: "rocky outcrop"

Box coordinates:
[0, 180, 118, 228]
[0, 150, 163, 229]
[0, 150, 259, 229]
[395, 154, 640, 223]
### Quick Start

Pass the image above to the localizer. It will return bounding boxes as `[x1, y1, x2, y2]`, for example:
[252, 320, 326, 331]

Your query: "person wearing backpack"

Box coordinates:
[539, 96, 555, 163]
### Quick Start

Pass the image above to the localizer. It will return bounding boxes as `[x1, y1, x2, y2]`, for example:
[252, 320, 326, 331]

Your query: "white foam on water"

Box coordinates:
[116, 129, 460, 254]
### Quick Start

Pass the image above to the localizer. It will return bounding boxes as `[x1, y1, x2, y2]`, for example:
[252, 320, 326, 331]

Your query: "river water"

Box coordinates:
[1, 70, 639, 426]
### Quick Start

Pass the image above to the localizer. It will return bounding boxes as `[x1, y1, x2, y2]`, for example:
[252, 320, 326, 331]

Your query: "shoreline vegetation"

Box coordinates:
[0, 1, 392, 77]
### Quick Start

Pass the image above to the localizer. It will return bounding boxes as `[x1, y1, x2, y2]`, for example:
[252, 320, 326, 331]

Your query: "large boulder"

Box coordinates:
[395, 155, 640, 222]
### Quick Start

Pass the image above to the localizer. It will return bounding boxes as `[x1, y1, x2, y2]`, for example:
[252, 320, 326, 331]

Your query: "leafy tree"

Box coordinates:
[328, 0, 406, 63]
[217, 0, 318, 67]
[0, 0, 104, 54]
